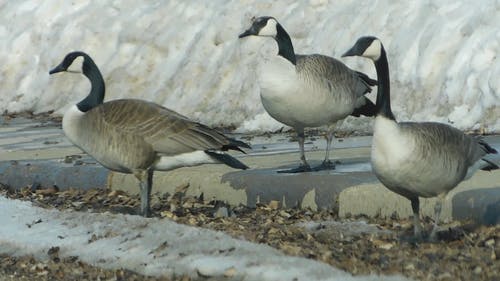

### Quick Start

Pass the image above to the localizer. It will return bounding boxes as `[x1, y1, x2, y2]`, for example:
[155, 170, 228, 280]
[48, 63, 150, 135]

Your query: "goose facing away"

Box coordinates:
[238, 16, 377, 173]
[342, 37, 499, 240]
[49, 51, 250, 217]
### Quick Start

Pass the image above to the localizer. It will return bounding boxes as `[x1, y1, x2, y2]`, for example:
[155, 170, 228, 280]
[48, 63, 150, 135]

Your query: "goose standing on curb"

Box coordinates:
[342, 37, 499, 240]
[49, 51, 250, 217]
[239, 16, 377, 173]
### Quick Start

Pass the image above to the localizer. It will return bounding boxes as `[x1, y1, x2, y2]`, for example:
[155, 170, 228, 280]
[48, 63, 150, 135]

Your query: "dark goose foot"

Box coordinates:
[312, 160, 338, 171]
[277, 164, 312, 173]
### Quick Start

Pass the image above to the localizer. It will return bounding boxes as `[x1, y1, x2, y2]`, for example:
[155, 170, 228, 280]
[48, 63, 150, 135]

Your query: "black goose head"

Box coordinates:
[49, 51, 105, 112]
[341, 36, 383, 61]
[343, 36, 394, 120]
[238, 16, 280, 38]
[49, 51, 90, 74]
[238, 16, 296, 65]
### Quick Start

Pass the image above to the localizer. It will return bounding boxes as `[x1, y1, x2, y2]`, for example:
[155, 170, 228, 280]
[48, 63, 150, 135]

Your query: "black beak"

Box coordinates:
[49, 64, 66, 75]
[239, 22, 261, 38]
[238, 29, 254, 38]
[342, 42, 365, 57]
[342, 45, 361, 58]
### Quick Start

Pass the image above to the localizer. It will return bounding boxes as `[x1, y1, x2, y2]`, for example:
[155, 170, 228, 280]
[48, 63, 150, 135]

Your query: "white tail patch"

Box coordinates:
[464, 158, 497, 180]
[154, 150, 217, 171]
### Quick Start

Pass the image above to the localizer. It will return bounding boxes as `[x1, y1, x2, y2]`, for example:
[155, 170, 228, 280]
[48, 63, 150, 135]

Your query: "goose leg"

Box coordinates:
[429, 193, 445, 242]
[135, 169, 154, 217]
[298, 131, 309, 168]
[313, 124, 338, 171]
[410, 197, 423, 241]
[278, 130, 312, 173]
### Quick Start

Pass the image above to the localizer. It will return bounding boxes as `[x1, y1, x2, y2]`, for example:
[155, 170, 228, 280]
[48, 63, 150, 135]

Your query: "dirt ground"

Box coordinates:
[0, 184, 499, 281]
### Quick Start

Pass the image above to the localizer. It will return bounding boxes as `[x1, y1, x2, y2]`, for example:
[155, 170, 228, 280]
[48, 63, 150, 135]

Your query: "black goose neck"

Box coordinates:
[374, 48, 395, 120]
[77, 54, 105, 112]
[275, 23, 296, 65]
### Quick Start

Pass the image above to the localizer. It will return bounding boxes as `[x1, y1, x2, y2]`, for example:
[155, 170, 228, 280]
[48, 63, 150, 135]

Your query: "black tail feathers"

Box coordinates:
[222, 138, 251, 154]
[205, 149, 249, 170]
[478, 139, 498, 154]
[355, 71, 378, 87]
[351, 97, 377, 117]
[481, 158, 499, 171]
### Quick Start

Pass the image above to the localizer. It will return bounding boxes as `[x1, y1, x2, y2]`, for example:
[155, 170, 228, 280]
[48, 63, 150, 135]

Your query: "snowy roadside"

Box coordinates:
[0, 196, 410, 281]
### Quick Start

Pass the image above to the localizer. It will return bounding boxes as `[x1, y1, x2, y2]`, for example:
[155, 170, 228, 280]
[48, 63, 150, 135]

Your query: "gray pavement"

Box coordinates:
[1, 116, 499, 225]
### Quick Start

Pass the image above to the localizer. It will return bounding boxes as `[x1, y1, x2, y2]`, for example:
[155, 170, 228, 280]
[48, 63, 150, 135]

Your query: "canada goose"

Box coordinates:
[49, 51, 250, 217]
[239, 16, 377, 173]
[342, 37, 499, 240]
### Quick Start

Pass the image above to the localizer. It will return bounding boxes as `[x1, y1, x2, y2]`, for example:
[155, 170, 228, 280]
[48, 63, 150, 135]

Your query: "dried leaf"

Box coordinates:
[223, 267, 237, 277]
[268, 200, 280, 210]
[174, 183, 190, 194]
[35, 186, 59, 196]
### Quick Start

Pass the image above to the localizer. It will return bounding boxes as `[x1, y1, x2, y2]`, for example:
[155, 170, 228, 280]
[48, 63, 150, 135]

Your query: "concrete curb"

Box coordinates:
[1, 117, 499, 225]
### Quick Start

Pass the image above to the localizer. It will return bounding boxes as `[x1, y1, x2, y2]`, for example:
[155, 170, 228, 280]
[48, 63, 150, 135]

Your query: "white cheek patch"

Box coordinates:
[67, 56, 84, 73]
[363, 39, 382, 61]
[258, 18, 278, 37]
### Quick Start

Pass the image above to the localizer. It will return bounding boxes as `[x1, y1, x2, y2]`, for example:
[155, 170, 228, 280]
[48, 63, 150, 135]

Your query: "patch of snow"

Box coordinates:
[0, 196, 411, 280]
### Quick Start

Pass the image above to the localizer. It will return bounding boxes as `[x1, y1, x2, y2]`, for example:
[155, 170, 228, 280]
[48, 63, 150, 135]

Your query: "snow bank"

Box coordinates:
[0, 0, 498, 133]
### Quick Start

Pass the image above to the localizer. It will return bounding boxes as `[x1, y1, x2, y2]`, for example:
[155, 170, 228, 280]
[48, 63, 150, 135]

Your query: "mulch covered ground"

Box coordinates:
[0, 184, 498, 281]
